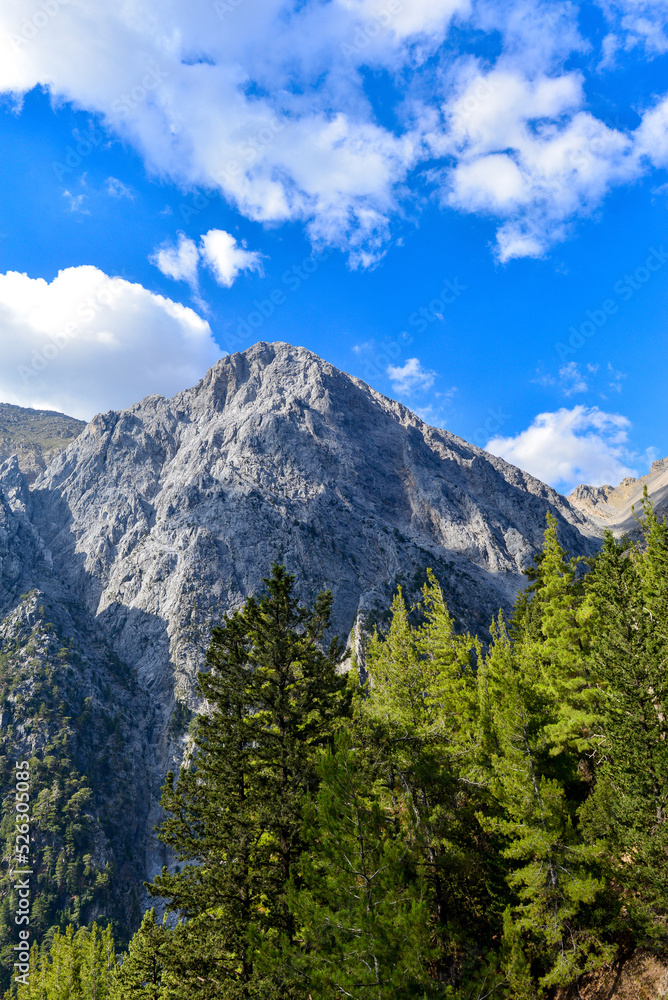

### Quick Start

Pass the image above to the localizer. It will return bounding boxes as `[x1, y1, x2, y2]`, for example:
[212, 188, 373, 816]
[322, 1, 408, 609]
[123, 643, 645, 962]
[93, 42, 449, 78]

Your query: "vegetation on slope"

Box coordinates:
[0, 404, 85, 483]
[2, 502, 668, 998]
[0, 593, 149, 991]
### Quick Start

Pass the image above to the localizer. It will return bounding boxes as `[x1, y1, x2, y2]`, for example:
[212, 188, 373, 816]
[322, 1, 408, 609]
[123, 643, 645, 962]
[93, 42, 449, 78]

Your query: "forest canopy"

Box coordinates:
[4, 504, 668, 999]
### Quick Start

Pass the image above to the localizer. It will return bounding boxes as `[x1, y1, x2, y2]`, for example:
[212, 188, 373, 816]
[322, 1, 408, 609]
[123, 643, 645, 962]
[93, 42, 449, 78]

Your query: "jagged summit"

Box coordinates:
[0, 340, 599, 907]
[34, 341, 595, 640]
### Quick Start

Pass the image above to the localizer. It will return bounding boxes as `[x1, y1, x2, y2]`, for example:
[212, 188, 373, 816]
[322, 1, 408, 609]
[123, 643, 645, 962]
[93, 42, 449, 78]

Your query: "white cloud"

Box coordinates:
[150, 233, 200, 287]
[606, 362, 627, 393]
[598, 0, 668, 54]
[435, 65, 640, 260]
[105, 176, 133, 199]
[199, 230, 264, 287]
[0, 0, 667, 262]
[533, 360, 628, 399]
[150, 229, 263, 289]
[485, 406, 639, 491]
[63, 190, 89, 214]
[635, 93, 668, 167]
[387, 357, 437, 394]
[0, 0, 428, 265]
[339, 0, 470, 43]
[0, 266, 221, 419]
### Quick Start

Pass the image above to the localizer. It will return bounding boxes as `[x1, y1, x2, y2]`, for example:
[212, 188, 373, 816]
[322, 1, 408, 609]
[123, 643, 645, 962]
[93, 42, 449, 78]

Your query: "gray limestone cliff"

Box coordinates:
[0, 341, 600, 922]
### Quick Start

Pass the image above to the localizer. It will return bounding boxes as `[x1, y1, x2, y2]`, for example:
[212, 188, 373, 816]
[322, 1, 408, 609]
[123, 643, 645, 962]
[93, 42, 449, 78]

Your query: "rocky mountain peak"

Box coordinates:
[0, 340, 601, 911]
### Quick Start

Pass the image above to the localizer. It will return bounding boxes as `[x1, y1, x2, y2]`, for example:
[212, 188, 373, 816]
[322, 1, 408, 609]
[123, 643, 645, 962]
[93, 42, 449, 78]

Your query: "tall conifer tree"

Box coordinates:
[478, 521, 613, 996]
[582, 513, 668, 940]
[146, 565, 351, 999]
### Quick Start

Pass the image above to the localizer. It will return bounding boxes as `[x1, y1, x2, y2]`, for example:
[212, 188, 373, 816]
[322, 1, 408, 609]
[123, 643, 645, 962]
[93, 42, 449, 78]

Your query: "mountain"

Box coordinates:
[568, 457, 668, 535]
[0, 341, 600, 954]
[0, 402, 85, 483]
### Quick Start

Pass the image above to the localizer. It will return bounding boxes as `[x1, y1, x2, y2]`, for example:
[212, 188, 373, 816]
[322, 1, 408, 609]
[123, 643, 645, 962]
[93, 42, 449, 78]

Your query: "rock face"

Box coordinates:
[0, 341, 600, 920]
[568, 457, 668, 535]
[0, 403, 85, 483]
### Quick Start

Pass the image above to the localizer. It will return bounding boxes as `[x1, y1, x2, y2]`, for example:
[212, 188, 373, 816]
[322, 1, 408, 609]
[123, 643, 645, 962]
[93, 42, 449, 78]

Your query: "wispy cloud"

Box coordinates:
[63, 190, 89, 214]
[559, 361, 589, 396]
[105, 177, 133, 199]
[387, 357, 437, 394]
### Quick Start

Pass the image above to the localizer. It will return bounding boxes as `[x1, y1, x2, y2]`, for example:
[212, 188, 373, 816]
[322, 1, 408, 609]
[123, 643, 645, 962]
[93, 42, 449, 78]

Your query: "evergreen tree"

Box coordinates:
[110, 910, 164, 1000]
[477, 523, 613, 996]
[146, 565, 351, 998]
[14, 533, 668, 1000]
[293, 730, 433, 1000]
[526, 515, 597, 756]
[11, 923, 116, 1000]
[362, 578, 501, 988]
[79, 923, 116, 1000]
[581, 514, 668, 942]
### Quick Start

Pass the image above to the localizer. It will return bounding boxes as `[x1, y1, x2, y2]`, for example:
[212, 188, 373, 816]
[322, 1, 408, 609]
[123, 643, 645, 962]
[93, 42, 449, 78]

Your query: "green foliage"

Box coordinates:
[0, 598, 142, 989]
[109, 910, 165, 1000]
[146, 564, 351, 998]
[479, 616, 613, 995]
[293, 730, 434, 999]
[579, 505, 668, 940]
[10, 516, 668, 999]
[8, 922, 116, 1000]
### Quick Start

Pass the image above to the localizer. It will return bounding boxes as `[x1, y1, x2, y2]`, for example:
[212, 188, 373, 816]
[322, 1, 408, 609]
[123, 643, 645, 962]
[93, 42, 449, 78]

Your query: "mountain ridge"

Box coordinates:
[0, 340, 602, 936]
[568, 456, 668, 534]
[0, 402, 85, 483]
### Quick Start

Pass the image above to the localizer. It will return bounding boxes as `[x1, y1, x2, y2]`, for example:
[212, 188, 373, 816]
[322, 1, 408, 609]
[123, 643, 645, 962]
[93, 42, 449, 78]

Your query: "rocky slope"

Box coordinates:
[0, 341, 600, 938]
[0, 403, 85, 483]
[568, 457, 668, 535]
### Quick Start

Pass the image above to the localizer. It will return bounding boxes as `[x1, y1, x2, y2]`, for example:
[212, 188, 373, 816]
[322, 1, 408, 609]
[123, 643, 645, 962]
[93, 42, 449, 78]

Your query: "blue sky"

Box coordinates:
[0, 0, 667, 494]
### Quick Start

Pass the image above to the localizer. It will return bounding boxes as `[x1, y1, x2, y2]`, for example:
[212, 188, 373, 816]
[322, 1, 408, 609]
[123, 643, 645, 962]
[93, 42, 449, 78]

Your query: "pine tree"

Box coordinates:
[42, 925, 82, 1000]
[292, 729, 433, 1000]
[528, 515, 598, 756]
[11, 923, 117, 1000]
[362, 578, 499, 987]
[110, 910, 164, 1000]
[581, 514, 668, 943]
[477, 524, 613, 996]
[79, 923, 116, 1000]
[146, 565, 351, 998]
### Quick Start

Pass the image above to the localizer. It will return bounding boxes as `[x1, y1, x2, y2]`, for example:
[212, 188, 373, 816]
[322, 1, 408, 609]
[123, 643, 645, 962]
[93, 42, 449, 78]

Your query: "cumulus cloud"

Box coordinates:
[151, 230, 263, 289]
[436, 65, 639, 260]
[485, 406, 639, 492]
[0, 0, 667, 262]
[598, 0, 668, 55]
[634, 93, 668, 167]
[150, 233, 200, 288]
[0, 266, 221, 419]
[387, 357, 437, 394]
[199, 230, 264, 287]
